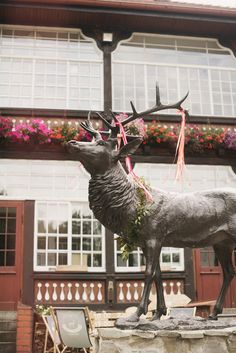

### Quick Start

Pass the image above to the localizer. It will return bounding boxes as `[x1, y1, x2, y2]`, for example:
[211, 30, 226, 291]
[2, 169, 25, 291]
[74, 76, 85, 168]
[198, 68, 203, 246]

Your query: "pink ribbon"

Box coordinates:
[115, 107, 187, 197]
[115, 119, 153, 202]
[175, 108, 186, 180]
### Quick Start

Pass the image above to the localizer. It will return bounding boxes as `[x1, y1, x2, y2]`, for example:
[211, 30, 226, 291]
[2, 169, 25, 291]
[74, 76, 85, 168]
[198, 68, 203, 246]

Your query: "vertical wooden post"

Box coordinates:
[22, 201, 35, 307]
[103, 47, 112, 115]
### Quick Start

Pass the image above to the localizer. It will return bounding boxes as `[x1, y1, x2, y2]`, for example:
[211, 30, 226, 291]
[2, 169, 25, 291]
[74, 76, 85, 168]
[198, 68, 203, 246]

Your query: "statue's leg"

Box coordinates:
[126, 244, 160, 322]
[209, 243, 235, 320]
[151, 257, 167, 320]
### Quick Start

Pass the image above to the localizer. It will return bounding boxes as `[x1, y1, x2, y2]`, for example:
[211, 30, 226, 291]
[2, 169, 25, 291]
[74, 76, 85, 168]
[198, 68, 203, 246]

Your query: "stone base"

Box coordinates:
[95, 320, 236, 353]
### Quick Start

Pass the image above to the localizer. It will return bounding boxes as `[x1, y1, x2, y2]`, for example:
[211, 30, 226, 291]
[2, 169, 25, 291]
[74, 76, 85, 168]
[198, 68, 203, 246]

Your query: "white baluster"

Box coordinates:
[52, 283, 57, 301]
[134, 282, 139, 301]
[60, 283, 65, 301]
[118, 283, 124, 301]
[37, 283, 42, 301]
[170, 282, 174, 295]
[141, 282, 145, 297]
[67, 283, 72, 301]
[163, 282, 167, 296]
[82, 283, 88, 301]
[126, 283, 132, 301]
[45, 283, 50, 301]
[75, 283, 80, 301]
[90, 283, 95, 301]
[97, 283, 103, 302]
[177, 282, 182, 295]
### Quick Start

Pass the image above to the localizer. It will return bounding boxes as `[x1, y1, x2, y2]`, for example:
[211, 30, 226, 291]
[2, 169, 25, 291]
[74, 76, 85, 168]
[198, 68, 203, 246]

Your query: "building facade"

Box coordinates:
[1, 0, 236, 317]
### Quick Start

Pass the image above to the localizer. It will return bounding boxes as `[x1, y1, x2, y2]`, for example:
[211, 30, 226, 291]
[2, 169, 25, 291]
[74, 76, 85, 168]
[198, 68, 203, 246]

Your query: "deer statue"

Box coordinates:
[67, 86, 236, 322]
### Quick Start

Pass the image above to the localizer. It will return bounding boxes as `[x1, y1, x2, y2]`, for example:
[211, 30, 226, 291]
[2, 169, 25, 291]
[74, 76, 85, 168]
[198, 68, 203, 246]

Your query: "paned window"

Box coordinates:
[200, 247, 219, 267]
[0, 207, 16, 266]
[161, 247, 184, 271]
[114, 237, 184, 272]
[112, 34, 236, 117]
[0, 26, 103, 110]
[114, 237, 146, 272]
[34, 201, 105, 272]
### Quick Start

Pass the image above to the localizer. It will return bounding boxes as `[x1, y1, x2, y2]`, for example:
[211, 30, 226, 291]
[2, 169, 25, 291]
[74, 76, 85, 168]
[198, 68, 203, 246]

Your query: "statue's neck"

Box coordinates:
[88, 163, 138, 232]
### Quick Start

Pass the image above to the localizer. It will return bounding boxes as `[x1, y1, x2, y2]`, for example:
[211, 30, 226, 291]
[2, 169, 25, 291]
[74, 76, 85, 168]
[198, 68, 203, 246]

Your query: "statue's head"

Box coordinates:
[67, 84, 188, 176]
[67, 134, 142, 176]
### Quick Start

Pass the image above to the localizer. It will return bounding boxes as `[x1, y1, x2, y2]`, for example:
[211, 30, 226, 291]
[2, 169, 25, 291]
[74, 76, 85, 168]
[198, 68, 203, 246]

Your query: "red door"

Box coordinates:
[194, 248, 236, 308]
[0, 201, 24, 310]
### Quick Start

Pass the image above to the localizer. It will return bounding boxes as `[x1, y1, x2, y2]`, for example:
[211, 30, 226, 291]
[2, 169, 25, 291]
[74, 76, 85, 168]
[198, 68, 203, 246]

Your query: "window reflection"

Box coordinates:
[37, 237, 46, 250]
[113, 34, 236, 117]
[48, 221, 57, 233]
[6, 251, 15, 266]
[48, 237, 57, 250]
[48, 253, 57, 266]
[35, 202, 104, 270]
[200, 247, 219, 267]
[7, 234, 15, 249]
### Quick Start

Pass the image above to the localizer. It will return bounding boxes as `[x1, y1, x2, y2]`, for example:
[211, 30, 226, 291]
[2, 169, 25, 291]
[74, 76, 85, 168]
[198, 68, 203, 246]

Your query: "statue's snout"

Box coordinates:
[66, 140, 79, 153]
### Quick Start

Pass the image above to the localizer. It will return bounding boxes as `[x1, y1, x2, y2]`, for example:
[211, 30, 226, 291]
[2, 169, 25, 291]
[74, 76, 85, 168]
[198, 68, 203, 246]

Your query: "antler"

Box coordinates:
[121, 84, 189, 126]
[80, 111, 102, 141]
[80, 84, 189, 139]
[98, 84, 188, 137]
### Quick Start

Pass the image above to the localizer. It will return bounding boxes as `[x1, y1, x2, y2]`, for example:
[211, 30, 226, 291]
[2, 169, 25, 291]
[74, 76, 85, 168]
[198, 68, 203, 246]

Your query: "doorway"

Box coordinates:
[0, 201, 24, 310]
[194, 247, 236, 308]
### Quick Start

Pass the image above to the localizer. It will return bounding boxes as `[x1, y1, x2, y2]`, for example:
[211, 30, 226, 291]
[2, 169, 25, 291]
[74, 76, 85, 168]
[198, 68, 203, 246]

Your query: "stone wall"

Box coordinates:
[95, 327, 236, 353]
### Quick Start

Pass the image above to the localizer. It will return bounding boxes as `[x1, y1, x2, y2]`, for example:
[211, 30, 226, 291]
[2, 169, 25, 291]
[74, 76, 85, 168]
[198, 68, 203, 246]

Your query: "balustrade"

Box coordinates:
[116, 280, 184, 303]
[35, 280, 105, 304]
[35, 279, 185, 306]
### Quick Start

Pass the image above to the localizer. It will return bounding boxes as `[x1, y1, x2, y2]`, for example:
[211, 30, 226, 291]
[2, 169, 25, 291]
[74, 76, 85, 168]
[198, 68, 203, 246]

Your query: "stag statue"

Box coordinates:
[67, 86, 236, 321]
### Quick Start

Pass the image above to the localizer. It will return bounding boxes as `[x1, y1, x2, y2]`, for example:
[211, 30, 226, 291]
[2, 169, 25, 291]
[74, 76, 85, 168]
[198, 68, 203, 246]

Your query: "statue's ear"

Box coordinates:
[115, 138, 143, 160]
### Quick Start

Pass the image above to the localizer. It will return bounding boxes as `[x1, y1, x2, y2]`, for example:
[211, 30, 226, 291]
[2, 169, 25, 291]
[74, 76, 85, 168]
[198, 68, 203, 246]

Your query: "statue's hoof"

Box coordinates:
[208, 314, 218, 321]
[151, 314, 161, 321]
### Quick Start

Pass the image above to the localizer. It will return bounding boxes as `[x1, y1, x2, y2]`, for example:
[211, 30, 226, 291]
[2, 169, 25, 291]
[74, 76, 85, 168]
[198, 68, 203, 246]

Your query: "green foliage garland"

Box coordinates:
[119, 178, 152, 260]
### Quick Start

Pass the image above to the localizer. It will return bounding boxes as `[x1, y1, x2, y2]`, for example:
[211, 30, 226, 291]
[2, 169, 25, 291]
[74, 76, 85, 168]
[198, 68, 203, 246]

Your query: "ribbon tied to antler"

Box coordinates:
[115, 118, 154, 202]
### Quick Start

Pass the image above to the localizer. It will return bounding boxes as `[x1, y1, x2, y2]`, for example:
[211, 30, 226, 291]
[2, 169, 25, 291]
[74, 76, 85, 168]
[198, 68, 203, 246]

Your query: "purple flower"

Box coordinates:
[224, 130, 236, 150]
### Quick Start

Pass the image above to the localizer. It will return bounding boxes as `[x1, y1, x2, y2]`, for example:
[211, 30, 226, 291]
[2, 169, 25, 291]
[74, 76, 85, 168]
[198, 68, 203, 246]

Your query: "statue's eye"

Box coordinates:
[97, 140, 106, 146]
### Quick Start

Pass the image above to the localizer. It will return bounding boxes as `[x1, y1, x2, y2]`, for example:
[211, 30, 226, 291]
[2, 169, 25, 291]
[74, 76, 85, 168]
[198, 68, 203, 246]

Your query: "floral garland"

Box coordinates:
[0, 117, 236, 152]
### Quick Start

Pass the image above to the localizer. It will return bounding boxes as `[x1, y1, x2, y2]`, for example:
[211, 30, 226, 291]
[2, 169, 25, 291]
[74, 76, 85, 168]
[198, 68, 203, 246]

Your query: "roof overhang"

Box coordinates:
[1, 1, 236, 39]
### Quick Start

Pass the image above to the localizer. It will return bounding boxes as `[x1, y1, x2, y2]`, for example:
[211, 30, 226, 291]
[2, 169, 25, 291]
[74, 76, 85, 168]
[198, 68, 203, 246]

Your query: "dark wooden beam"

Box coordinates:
[22, 201, 35, 306]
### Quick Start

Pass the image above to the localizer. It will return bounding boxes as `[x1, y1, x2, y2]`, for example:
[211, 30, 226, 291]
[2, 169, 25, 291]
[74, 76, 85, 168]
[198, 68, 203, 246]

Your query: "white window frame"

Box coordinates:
[112, 33, 236, 117]
[34, 201, 106, 272]
[114, 236, 185, 272]
[114, 237, 145, 272]
[160, 247, 185, 271]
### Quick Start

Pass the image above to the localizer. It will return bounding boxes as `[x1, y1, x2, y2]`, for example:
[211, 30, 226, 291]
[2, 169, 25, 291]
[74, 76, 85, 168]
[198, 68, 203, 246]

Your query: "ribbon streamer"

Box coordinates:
[115, 119, 153, 202]
[175, 108, 186, 181]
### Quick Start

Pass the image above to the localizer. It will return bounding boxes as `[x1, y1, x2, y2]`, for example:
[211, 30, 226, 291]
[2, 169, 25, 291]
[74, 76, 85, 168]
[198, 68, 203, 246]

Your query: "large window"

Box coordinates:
[112, 34, 236, 117]
[34, 201, 105, 272]
[115, 237, 184, 272]
[0, 26, 103, 110]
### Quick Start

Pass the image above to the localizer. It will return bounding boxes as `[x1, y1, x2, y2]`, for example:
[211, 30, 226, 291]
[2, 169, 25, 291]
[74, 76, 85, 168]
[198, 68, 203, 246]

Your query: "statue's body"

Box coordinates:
[67, 88, 236, 322]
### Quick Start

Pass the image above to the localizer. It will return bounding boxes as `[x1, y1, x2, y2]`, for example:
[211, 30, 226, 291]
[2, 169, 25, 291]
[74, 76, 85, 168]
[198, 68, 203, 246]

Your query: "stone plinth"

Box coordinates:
[95, 321, 236, 353]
